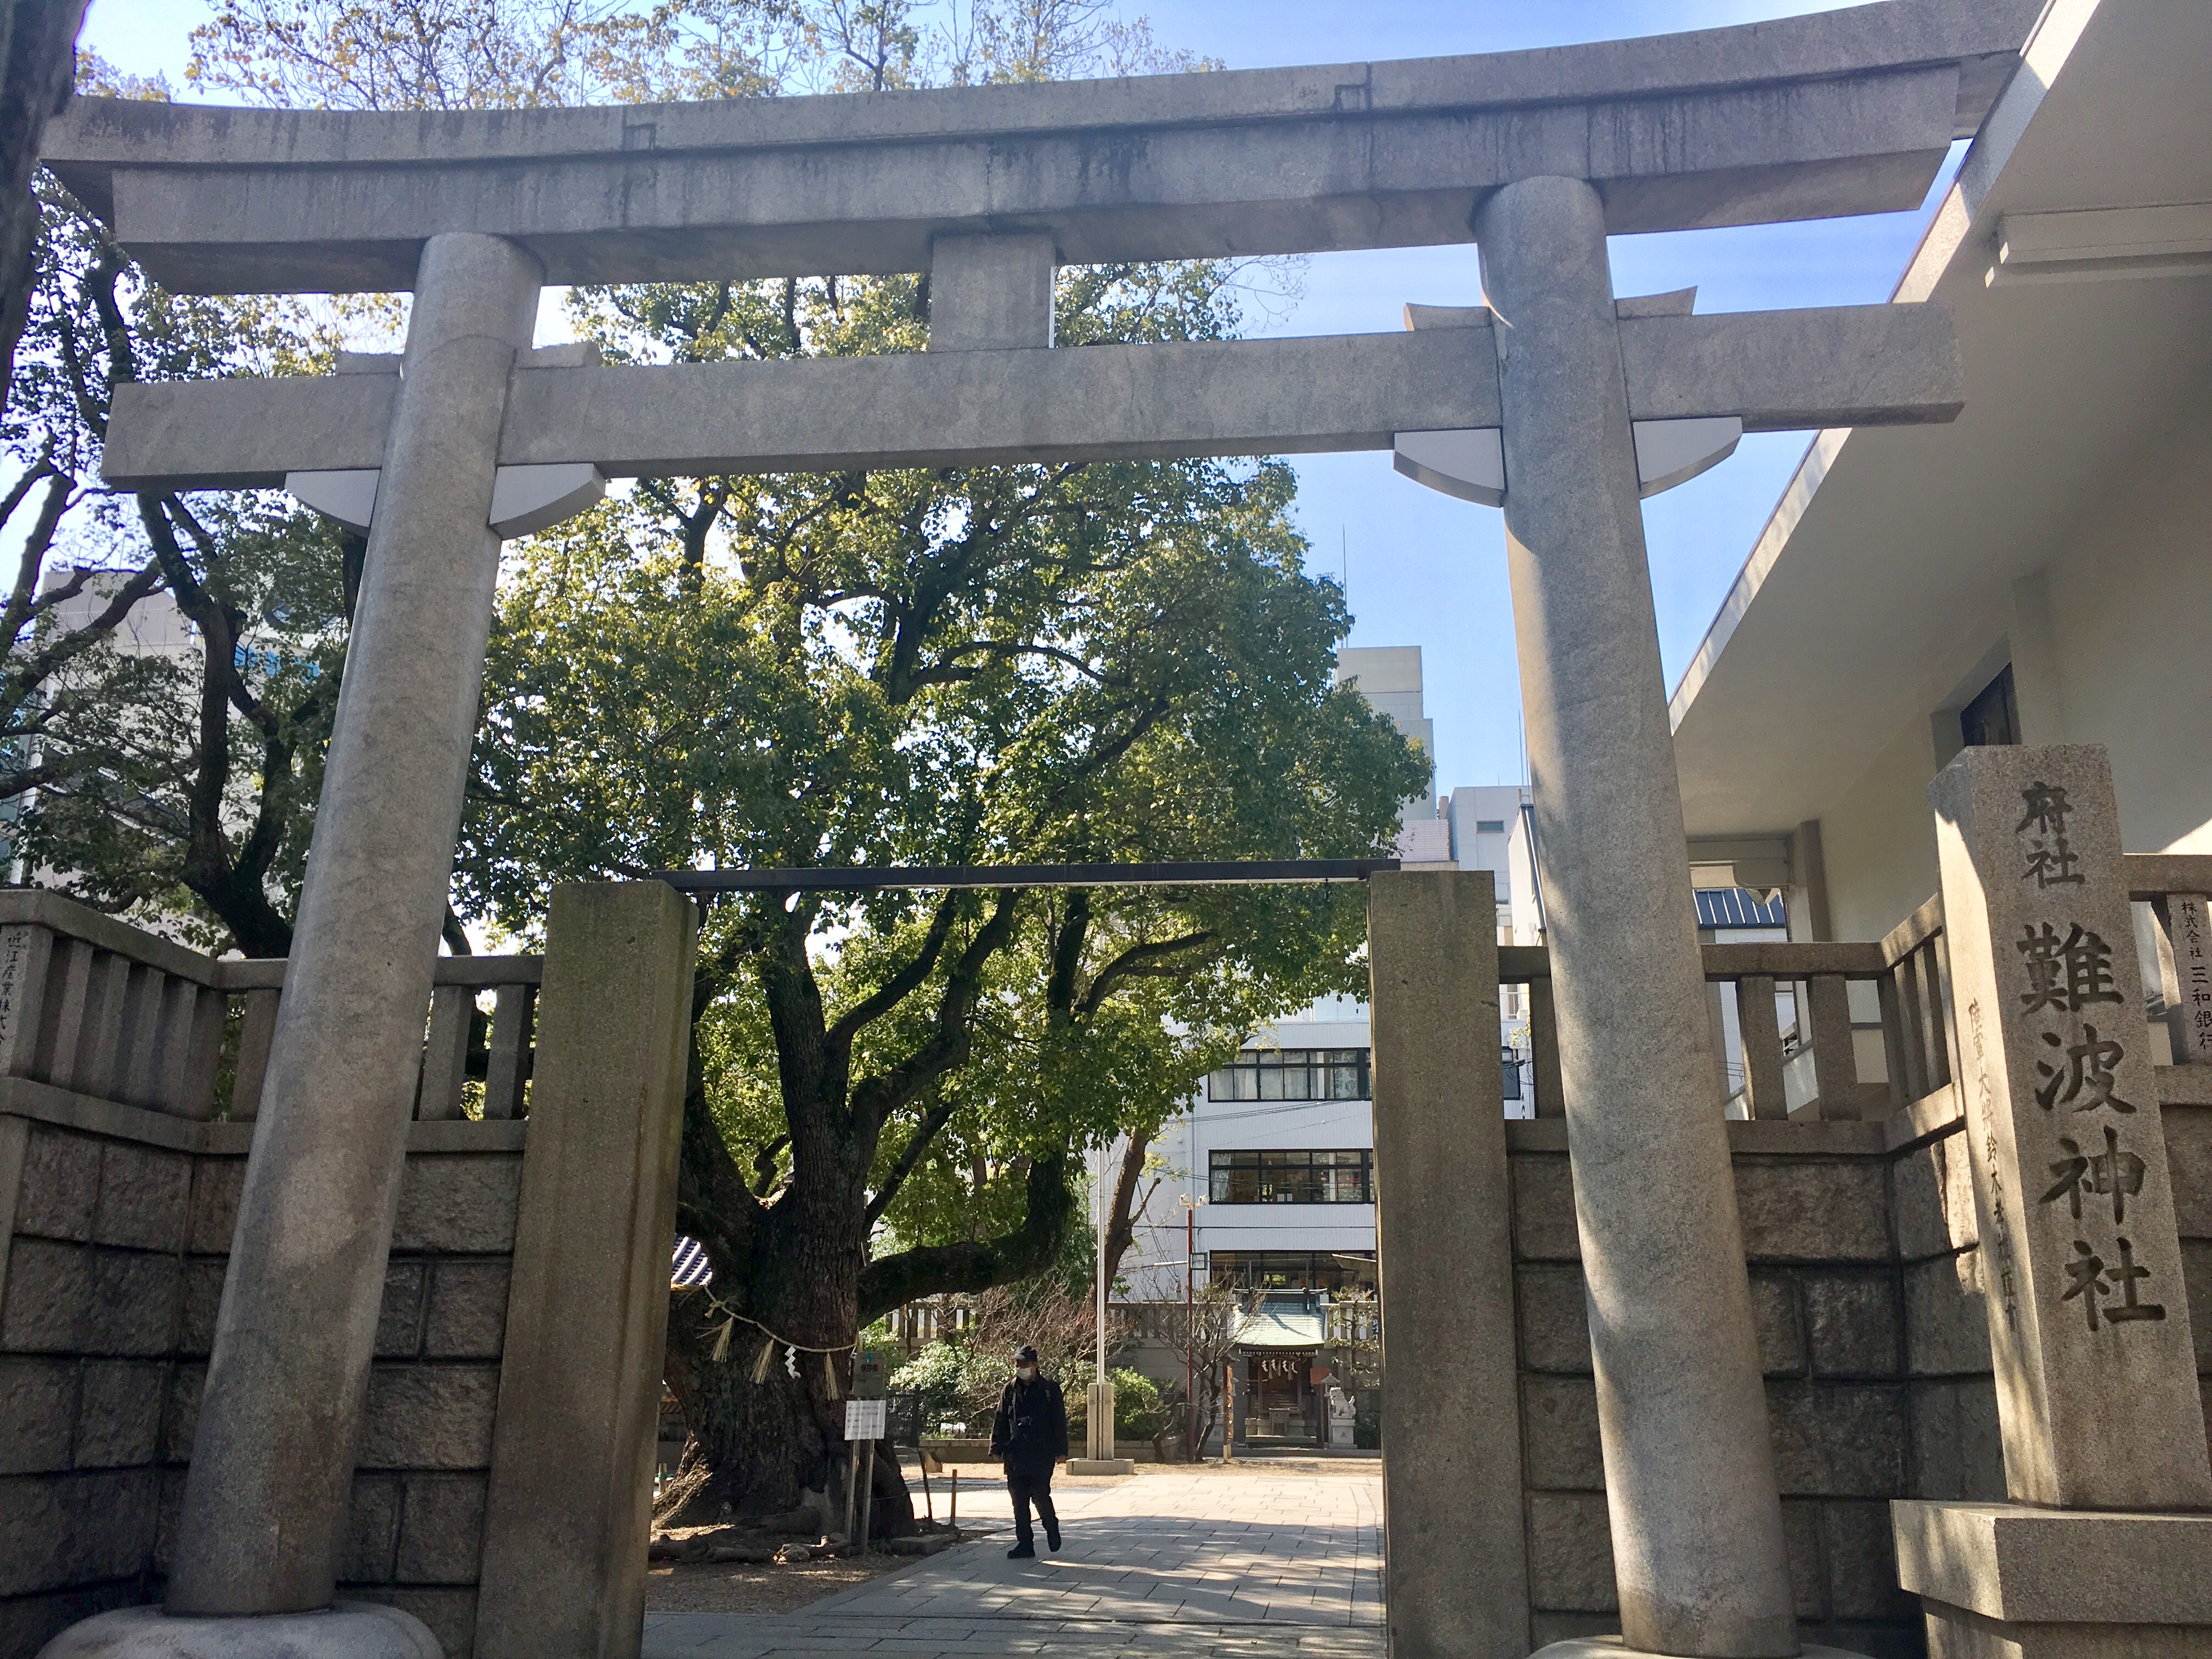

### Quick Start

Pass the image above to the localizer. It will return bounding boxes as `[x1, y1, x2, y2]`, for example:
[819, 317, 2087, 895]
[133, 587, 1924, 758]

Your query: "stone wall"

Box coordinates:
[0, 1090, 523, 1659]
[1509, 1093, 2212, 1659]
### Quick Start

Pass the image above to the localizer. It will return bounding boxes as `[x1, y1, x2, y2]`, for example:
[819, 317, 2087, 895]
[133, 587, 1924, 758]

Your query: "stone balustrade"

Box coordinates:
[0, 890, 541, 1127]
[0, 886, 685, 1659]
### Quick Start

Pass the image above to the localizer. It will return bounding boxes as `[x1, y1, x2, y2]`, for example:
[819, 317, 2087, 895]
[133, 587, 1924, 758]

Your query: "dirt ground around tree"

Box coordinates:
[644, 1549, 918, 1615]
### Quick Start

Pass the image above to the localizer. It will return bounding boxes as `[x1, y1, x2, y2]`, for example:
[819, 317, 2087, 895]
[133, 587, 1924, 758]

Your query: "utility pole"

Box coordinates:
[1184, 1200, 1197, 1460]
[1095, 1142, 1108, 1453]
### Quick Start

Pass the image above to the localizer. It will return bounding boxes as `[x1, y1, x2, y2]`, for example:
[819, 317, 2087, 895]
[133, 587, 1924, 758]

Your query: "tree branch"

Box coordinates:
[863, 1089, 960, 1227]
[1076, 929, 1216, 1019]
[857, 1153, 1076, 1323]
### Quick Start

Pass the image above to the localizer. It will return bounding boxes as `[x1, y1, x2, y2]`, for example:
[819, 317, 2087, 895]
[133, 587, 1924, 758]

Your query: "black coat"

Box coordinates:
[989, 1374, 1070, 1470]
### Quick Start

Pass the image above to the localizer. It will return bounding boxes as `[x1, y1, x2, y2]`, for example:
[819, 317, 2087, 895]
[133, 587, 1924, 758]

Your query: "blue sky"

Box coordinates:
[72, 0, 1951, 797]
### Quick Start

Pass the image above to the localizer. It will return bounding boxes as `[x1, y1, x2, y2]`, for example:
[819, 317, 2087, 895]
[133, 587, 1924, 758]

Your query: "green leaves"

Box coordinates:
[458, 258, 1425, 1280]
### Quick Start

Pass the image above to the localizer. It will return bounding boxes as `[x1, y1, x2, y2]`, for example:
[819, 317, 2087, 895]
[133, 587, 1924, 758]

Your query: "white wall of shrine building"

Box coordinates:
[1667, 0, 2212, 1067]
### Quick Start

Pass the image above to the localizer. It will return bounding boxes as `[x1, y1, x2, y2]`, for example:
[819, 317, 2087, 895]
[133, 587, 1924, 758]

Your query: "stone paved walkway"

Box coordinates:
[642, 1460, 1385, 1658]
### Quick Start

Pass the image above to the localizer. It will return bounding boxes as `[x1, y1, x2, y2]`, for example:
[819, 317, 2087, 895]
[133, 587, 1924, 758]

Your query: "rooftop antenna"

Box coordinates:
[1340, 526, 1348, 610]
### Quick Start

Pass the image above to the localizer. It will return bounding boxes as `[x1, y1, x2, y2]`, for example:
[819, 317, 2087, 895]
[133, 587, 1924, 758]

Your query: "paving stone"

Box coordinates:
[1735, 1159, 1890, 1263]
[87, 1249, 182, 1357]
[376, 1260, 427, 1359]
[1907, 1377, 2005, 1502]
[1523, 1489, 1613, 1613]
[2167, 1104, 2212, 1240]
[360, 1364, 499, 1470]
[392, 1154, 522, 1254]
[14, 1127, 99, 1242]
[396, 1471, 488, 1583]
[1751, 1268, 1805, 1376]
[1779, 1497, 1823, 1618]
[1802, 1271, 1903, 1378]
[422, 1260, 510, 1359]
[0, 1468, 157, 1598]
[177, 1257, 226, 1357]
[1903, 1251, 1991, 1376]
[92, 1142, 190, 1253]
[1516, 1263, 1591, 1372]
[161, 1364, 204, 1466]
[1, 1238, 87, 1351]
[1521, 1374, 1602, 1491]
[2183, 1237, 2211, 1370]
[641, 1465, 1390, 1658]
[0, 1357, 75, 1474]
[1891, 1132, 1978, 1262]
[1766, 1381, 1908, 1497]
[185, 1156, 244, 1254]
[1817, 1498, 1916, 1621]
[153, 1466, 185, 1576]
[1510, 1155, 1579, 1261]
[344, 1472, 403, 1583]
[74, 1359, 165, 1468]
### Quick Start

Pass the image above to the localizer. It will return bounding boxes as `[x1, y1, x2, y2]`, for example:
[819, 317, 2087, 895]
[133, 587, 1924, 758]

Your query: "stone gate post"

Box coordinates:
[477, 882, 697, 1659]
[1894, 744, 2212, 1657]
[1473, 177, 1795, 1659]
[1368, 869, 1528, 1659]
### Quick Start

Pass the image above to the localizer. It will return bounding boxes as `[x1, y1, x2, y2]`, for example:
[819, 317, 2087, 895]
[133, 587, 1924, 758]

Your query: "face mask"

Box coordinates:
[1017, 1365, 1036, 1381]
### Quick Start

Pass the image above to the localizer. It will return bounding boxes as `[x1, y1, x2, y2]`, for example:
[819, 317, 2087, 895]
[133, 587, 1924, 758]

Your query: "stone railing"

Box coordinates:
[1503, 916, 1946, 1122]
[0, 890, 541, 1123]
[1502, 856, 2212, 1126]
[1, 882, 690, 1659]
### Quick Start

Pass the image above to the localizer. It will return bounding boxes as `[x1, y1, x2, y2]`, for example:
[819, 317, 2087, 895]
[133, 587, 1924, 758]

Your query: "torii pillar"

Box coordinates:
[1479, 177, 1796, 1658]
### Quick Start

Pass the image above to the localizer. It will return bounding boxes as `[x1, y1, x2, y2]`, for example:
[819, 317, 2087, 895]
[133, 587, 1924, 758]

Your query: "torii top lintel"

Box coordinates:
[44, 0, 2034, 296]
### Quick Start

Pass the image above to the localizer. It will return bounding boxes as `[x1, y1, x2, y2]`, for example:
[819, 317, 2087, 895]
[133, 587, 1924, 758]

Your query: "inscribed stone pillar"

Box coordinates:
[2163, 894, 2212, 1065]
[477, 882, 697, 1659]
[166, 232, 544, 1618]
[1474, 176, 1795, 1659]
[1926, 744, 2212, 1509]
[1368, 870, 1529, 1659]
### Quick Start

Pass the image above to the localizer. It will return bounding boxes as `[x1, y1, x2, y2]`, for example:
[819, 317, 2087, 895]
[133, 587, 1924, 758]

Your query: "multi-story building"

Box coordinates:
[4, 571, 197, 883]
[1115, 645, 1538, 1446]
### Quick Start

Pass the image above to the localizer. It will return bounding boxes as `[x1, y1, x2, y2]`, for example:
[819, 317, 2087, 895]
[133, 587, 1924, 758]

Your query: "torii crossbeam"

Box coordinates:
[38, 5, 2039, 1659]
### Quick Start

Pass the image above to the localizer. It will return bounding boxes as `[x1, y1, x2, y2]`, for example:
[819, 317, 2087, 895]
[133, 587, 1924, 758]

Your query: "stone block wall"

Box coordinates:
[0, 1094, 523, 1659]
[1508, 1099, 2212, 1659]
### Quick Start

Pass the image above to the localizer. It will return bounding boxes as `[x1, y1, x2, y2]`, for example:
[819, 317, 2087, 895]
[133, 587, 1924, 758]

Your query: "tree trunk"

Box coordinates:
[0, 0, 89, 425]
[659, 1282, 920, 1537]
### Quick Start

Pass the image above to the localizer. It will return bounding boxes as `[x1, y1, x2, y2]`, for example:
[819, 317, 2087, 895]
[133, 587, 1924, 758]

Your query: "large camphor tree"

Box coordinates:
[456, 257, 1423, 1523]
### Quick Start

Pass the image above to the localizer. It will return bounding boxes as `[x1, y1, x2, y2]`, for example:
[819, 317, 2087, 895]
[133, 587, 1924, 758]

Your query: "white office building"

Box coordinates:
[1113, 646, 1542, 1443]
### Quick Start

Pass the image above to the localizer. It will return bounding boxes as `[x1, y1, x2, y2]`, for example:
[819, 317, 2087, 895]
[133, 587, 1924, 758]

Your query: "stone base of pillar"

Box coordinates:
[1894, 1500, 2212, 1659]
[37, 1603, 441, 1659]
[1066, 1458, 1136, 1475]
[1533, 1640, 1867, 1659]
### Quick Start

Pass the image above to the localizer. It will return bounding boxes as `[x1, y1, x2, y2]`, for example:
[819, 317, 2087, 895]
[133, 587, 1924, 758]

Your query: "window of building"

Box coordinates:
[1206, 1047, 1370, 1102]
[1209, 1249, 1376, 1293]
[1210, 1148, 1373, 1204]
[1501, 1047, 1522, 1101]
[1476, 818, 1506, 833]
[1960, 663, 2019, 748]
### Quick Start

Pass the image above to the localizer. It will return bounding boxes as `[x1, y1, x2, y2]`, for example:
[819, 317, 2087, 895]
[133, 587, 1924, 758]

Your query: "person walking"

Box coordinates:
[989, 1342, 1069, 1558]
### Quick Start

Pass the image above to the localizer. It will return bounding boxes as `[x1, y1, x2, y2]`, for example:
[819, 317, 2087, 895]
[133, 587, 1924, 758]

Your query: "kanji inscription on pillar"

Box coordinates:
[2169, 894, 2212, 1065]
[1930, 744, 2212, 1510]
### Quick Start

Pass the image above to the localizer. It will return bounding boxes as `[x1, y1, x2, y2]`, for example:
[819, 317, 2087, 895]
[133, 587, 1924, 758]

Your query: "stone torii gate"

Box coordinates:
[37, 4, 2036, 1658]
